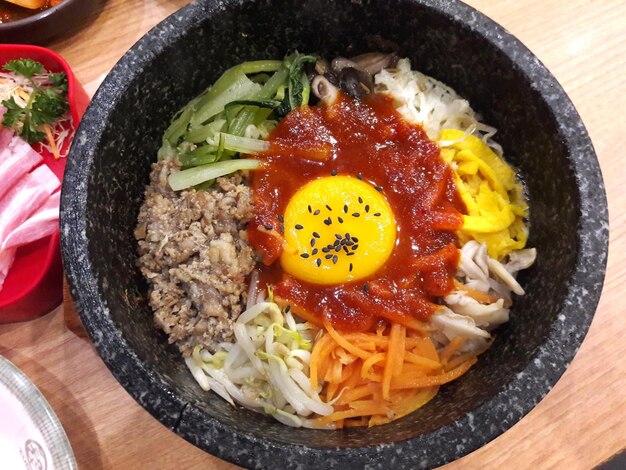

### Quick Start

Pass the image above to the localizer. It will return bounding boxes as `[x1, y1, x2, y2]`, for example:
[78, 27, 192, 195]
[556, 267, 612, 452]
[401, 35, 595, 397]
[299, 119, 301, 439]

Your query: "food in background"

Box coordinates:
[0, 1, 63, 23]
[135, 52, 536, 428]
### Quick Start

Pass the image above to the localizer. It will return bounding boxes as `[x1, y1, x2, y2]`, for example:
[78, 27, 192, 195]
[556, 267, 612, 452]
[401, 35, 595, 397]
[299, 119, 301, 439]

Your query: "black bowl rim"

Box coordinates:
[60, 0, 609, 468]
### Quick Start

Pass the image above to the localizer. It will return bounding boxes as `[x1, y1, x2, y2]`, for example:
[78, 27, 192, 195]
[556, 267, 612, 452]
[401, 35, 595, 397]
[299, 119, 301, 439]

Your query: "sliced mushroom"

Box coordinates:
[349, 52, 399, 75]
[311, 75, 339, 105]
[338, 67, 374, 97]
[331, 57, 358, 72]
[314, 58, 331, 75]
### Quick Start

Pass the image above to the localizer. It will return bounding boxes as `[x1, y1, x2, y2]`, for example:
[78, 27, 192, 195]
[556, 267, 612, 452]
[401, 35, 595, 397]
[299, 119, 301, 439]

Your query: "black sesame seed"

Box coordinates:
[313, 232, 320, 238]
[332, 255, 338, 264]
[352, 212, 360, 217]
[307, 205, 312, 213]
[310, 238, 316, 247]
[374, 213, 381, 217]
[279, 224, 284, 233]
[352, 245, 359, 251]
[325, 254, 333, 259]
[295, 224, 304, 230]
[345, 233, 351, 240]
[300, 253, 310, 259]
[343, 204, 348, 213]
[333, 239, 340, 247]
[285, 305, 291, 313]
[357, 172, 363, 180]
[363, 284, 369, 292]
[349, 263, 353, 272]
[340, 239, 347, 245]
[324, 218, 332, 226]
[352, 237, 359, 242]
[264, 224, 273, 230]
[347, 252, 355, 256]
[345, 240, 354, 246]
[277, 215, 284, 222]
[334, 245, 342, 252]
[358, 196, 363, 204]
[316, 258, 322, 267]
[326, 204, 333, 211]
[335, 234, 342, 240]
[365, 205, 370, 213]
[312, 248, 318, 255]
[322, 247, 330, 253]
[338, 217, 344, 223]
[331, 169, 338, 176]
[314, 209, 321, 216]
[343, 246, 349, 253]
[375, 186, 383, 192]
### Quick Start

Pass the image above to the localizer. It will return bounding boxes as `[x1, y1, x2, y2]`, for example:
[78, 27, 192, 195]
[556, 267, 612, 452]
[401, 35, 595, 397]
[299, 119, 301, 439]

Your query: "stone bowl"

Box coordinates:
[59, 1, 608, 468]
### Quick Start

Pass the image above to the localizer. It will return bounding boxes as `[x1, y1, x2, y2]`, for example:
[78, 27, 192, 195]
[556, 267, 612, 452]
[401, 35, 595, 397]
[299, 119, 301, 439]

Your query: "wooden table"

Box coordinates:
[1, 0, 625, 468]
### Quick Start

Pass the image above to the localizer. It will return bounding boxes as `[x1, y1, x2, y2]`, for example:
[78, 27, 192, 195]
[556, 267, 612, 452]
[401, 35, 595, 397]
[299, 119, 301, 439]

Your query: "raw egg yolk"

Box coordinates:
[281, 176, 396, 285]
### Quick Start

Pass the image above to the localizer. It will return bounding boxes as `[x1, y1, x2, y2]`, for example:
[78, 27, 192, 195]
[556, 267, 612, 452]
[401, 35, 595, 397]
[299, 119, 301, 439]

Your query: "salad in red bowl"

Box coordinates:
[0, 44, 88, 322]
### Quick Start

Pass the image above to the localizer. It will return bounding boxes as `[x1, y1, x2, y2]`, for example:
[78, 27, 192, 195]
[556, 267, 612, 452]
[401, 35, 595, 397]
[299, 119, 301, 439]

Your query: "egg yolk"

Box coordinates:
[281, 176, 396, 285]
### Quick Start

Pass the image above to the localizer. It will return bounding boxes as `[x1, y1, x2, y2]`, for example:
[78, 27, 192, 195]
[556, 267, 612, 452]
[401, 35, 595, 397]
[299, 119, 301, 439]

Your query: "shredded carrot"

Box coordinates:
[344, 417, 369, 427]
[392, 325, 406, 376]
[390, 357, 477, 390]
[43, 124, 60, 160]
[335, 347, 357, 365]
[326, 381, 340, 401]
[382, 323, 405, 400]
[439, 336, 466, 364]
[444, 351, 480, 371]
[323, 318, 371, 359]
[404, 351, 442, 370]
[453, 279, 501, 304]
[309, 331, 334, 389]
[335, 384, 375, 405]
[411, 337, 440, 362]
[361, 352, 386, 379]
[310, 320, 478, 427]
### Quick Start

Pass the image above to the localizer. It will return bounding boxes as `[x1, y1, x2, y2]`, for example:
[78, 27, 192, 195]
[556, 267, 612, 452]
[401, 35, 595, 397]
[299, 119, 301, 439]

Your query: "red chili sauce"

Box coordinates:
[248, 94, 466, 332]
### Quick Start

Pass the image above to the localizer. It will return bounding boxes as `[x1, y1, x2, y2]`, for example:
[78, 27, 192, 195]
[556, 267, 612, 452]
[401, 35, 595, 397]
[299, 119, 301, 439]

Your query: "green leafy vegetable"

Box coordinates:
[224, 99, 284, 110]
[284, 54, 317, 111]
[168, 159, 261, 191]
[3, 59, 44, 79]
[158, 54, 317, 190]
[1, 59, 69, 144]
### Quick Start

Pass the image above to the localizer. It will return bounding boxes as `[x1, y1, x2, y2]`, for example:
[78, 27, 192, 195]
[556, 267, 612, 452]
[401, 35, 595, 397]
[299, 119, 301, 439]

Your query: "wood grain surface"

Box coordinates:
[1, 1, 625, 469]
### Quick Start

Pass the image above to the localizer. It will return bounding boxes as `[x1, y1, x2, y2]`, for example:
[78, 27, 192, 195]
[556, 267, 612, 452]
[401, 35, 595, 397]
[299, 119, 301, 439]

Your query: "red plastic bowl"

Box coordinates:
[0, 44, 89, 323]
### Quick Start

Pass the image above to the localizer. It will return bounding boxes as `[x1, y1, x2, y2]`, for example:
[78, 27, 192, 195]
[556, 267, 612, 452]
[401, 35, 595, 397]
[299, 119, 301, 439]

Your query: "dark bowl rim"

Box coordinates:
[60, 0, 609, 468]
[0, 0, 79, 30]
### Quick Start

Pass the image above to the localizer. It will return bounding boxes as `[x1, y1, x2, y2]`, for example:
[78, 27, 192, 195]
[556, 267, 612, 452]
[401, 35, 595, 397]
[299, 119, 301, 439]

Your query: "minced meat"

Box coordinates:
[135, 158, 256, 356]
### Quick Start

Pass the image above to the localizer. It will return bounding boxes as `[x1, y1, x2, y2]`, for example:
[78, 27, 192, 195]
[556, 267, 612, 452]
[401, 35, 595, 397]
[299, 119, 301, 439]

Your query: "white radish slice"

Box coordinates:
[2, 191, 60, 251]
[0, 134, 44, 200]
[0, 165, 60, 248]
[0, 127, 12, 148]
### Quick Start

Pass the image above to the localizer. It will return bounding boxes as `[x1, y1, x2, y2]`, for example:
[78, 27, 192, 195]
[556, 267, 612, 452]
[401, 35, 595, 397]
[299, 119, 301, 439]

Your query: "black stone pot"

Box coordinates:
[60, 1, 608, 468]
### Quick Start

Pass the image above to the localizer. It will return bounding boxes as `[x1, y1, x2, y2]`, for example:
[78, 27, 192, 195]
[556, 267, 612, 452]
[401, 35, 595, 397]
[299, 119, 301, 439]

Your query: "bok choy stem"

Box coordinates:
[168, 159, 260, 191]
